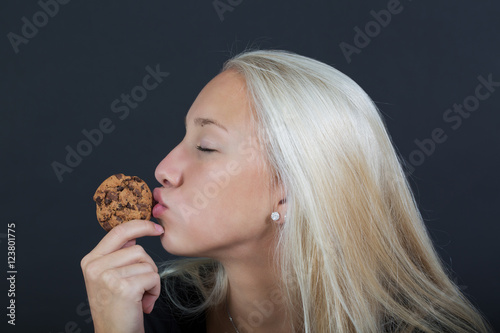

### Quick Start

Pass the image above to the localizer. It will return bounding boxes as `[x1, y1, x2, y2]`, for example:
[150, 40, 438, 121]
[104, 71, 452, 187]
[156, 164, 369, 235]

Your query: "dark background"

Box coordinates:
[1, 0, 499, 331]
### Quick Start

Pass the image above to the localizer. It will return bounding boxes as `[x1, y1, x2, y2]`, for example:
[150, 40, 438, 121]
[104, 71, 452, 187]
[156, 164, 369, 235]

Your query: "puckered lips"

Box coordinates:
[152, 188, 168, 218]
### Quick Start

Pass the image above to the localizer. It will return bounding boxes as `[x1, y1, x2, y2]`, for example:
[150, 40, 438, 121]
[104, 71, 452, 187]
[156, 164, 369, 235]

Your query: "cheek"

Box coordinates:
[213, 161, 271, 226]
[189, 160, 270, 223]
[159, 159, 272, 256]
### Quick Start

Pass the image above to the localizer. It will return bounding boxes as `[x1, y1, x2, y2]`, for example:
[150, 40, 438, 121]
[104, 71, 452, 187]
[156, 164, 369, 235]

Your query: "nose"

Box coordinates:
[154, 143, 184, 188]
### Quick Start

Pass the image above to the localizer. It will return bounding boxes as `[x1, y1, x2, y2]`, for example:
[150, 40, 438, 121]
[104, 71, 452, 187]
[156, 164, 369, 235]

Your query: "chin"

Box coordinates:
[160, 234, 195, 257]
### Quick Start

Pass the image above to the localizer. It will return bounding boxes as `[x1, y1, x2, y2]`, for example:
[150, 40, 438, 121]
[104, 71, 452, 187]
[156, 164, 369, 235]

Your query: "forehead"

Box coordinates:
[186, 70, 252, 133]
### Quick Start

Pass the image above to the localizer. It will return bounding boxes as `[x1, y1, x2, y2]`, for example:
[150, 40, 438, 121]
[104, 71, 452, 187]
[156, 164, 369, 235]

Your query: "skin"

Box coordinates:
[81, 69, 290, 333]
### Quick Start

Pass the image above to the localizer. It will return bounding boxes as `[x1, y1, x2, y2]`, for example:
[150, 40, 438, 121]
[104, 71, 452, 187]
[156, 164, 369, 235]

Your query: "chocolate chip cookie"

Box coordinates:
[93, 173, 153, 232]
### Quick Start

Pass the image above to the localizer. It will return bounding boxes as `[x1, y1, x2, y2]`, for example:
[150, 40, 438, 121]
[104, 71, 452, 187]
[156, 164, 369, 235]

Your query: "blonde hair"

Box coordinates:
[159, 49, 491, 332]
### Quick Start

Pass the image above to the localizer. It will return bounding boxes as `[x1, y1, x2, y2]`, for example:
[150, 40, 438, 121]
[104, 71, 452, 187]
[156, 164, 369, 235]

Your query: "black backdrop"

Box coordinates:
[1, 0, 499, 332]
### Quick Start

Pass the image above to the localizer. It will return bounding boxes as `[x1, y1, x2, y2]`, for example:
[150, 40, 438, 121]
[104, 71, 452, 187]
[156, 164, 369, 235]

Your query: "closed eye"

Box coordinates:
[196, 145, 217, 153]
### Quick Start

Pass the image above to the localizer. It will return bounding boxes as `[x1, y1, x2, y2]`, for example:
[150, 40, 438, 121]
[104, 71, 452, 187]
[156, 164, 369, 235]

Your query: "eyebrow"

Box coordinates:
[184, 116, 228, 132]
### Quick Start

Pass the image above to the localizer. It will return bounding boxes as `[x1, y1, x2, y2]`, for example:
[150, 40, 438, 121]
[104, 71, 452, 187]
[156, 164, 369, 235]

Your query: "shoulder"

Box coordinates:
[144, 275, 207, 333]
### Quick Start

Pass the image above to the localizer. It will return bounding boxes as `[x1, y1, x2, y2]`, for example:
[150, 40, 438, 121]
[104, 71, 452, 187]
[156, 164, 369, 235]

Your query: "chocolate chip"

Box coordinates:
[126, 202, 132, 209]
[101, 221, 112, 231]
[104, 197, 112, 205]
[106, 192, 118, 201]
[115, 174, 123, 179]
[116, 216, 123, 222]
[117, 203, 124, 210]
[116, 186, 124, 191]
[95, 197, 102, 205]
[134, 189, 142, 197]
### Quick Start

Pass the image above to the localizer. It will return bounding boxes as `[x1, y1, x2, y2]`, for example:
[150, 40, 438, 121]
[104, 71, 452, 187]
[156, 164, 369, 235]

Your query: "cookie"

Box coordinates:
[93, 173, 153, 232]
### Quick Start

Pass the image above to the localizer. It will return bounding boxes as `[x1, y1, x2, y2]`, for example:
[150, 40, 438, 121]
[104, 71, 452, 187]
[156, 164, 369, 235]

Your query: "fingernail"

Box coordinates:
[154, 223, 164, 234]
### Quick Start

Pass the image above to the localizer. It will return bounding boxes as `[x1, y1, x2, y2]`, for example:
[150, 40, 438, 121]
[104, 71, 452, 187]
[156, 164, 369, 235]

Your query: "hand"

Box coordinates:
[80, 220, 165, 333]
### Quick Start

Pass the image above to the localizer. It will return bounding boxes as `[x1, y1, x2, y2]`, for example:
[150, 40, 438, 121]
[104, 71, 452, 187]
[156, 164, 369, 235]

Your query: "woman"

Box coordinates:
[81, 49, 492, 332]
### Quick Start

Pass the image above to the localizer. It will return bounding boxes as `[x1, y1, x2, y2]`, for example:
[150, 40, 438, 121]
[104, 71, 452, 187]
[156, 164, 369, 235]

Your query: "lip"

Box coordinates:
[153, 188, 169, 218]
[153, 188, 168, 207]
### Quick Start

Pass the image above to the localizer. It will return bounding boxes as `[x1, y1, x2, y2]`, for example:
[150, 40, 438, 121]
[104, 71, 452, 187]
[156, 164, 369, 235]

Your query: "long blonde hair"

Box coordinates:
[159, 49, 491, 332]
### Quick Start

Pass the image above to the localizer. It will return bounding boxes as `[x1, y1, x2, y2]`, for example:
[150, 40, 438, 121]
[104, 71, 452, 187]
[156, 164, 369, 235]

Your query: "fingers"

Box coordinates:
[94, 220, 164, 257]
[100, 271, 161, 313]
[106, 245, 158, 272]
[83, 244, 158, 283]
[109, 262, 158, 279]
[136, 272, 161, 314]
[88, 270, 161, 315]
[80, 219, 164, 332]
[121, 239, 136, 249]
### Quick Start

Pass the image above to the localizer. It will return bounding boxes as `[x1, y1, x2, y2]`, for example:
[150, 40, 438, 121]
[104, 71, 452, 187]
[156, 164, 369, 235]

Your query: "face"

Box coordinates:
[154, 70, 282, 259]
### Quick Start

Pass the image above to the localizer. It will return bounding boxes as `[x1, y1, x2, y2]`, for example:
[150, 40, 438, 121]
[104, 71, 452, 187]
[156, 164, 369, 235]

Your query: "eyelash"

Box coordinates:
[196, 145, 216, 153]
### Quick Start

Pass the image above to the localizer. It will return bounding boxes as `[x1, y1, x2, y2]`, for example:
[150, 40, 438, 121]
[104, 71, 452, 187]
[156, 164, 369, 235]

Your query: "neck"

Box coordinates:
[218, 241, 292, 332]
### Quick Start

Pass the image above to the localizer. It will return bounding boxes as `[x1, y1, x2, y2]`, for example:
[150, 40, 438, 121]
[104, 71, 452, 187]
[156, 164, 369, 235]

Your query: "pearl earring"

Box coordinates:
[271, 212, 280, 221]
